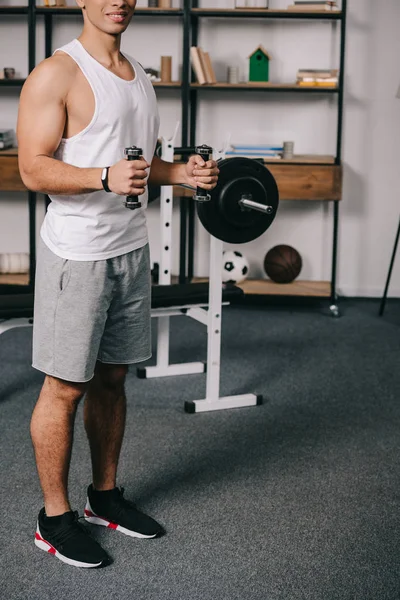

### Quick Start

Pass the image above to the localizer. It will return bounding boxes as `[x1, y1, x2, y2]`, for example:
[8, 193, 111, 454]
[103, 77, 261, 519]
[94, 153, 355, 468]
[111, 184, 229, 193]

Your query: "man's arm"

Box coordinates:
[17, 54, 104, 196]
[148, 155, 219, 191]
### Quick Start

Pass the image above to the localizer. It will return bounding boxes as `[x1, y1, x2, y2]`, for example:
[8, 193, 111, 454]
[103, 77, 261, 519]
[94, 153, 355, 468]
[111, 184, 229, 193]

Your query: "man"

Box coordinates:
[17, 0, 219, 569]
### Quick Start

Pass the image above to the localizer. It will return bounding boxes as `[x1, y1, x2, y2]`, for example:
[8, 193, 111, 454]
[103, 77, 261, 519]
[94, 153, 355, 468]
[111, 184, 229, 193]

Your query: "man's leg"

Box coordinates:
[82, 361, 164, 538]
[30, 375, 87, 516]
[83, 361, 128, 491]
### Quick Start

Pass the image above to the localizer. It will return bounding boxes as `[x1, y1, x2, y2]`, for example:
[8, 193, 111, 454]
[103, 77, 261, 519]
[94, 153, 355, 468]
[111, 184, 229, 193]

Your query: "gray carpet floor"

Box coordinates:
[0, 299, 400, 600]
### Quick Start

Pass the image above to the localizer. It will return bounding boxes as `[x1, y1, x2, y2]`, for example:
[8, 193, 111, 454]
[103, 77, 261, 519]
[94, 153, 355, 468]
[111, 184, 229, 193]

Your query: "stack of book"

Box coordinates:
[190, 47, 217, 85]
[0, 129, 15, 150]
[226, 144, 283, 160]
[296, 69, 338, 87]
[287, 1, 339, 10]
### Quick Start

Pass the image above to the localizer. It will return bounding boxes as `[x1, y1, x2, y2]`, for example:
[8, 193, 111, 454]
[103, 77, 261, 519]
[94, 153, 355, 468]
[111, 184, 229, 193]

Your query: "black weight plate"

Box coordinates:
[219, 176, 267, 228]
[197, 157, 279, 244]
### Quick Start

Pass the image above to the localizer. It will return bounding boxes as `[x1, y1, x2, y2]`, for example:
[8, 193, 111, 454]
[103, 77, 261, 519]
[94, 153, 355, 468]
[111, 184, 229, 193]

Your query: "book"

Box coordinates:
[226, 152, 282, 160]
[297, 80, 337, 87]
[190, 47, 207, 85]
[297, 69, 338, 78]
[294, 0, 336, 4]
[203, 51, 217, 84]
[197, 48, 217, 84]
[226, 150, 282, 158]
[231, 144, 283, 152]
[288, 4, 339, 10]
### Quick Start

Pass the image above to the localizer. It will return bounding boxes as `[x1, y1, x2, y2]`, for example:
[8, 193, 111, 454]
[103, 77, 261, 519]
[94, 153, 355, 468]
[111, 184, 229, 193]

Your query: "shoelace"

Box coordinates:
[47, 511, 91, 546]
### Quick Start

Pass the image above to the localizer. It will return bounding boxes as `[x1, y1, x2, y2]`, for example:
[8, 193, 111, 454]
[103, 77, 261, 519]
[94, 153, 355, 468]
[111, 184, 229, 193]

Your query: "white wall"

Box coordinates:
[0, 0, 399, 297]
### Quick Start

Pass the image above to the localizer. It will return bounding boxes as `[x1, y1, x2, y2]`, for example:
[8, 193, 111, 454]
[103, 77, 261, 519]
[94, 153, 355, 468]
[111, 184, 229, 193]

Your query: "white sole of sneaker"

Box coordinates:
[34, 525, 104, 569]
[84, 501, 157, 539]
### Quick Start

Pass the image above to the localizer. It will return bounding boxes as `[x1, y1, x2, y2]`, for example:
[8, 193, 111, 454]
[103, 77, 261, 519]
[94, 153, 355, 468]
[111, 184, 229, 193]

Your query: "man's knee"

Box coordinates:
[43, 375, 87, 407]
[94, 362, 128, 392]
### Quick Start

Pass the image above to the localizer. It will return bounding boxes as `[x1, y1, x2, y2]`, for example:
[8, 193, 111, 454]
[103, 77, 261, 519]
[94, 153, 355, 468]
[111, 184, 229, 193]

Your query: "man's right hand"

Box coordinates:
[108, 157, 151, 196]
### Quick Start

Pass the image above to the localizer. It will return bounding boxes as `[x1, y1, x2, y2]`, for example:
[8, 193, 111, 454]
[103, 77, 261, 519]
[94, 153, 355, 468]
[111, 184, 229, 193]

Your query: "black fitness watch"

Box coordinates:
[101, 166, 111, 193]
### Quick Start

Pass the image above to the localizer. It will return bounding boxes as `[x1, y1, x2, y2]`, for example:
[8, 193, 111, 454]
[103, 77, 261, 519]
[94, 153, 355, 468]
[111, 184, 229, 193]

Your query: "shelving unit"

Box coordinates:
[184, 0, 347, 314]
[0, 0, 347, 313]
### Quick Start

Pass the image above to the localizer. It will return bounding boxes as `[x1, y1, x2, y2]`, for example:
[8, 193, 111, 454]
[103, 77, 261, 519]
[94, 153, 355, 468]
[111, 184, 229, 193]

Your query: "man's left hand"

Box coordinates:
[184, 154, 220, 192]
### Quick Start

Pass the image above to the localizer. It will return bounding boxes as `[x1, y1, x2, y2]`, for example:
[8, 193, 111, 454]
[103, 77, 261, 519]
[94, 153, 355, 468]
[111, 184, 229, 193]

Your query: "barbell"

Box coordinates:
[138, 147, 280, 245]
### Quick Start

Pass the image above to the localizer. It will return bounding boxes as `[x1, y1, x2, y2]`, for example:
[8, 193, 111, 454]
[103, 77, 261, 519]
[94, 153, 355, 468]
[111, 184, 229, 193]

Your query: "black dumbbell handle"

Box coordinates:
[193, 144, 213, 203]
[124, 146, 143, 210]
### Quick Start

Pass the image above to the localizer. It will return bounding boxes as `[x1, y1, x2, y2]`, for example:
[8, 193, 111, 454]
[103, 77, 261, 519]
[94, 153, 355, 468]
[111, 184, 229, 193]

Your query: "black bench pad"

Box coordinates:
[151, 283, 243, 309]
[0, 283, 243, 320]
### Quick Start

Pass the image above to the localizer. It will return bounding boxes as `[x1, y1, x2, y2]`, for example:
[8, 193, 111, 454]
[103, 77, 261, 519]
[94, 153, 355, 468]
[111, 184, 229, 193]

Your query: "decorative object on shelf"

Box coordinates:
[160, 56, 172, 83]
[42, 0, 65, 6]
[0, 129, 15, 150]
[3, 68, 15, 79]
[157, 0, 171, 7]
[263, 245, 302, 283]
[144, 67, 160, 82]
[0, 253, 29, 274]
[227, 66, 239, 84]
[283, 141, 294, 159]
[296, 68, 338, 87]
[222, 250, 249, 285]
[248, 45, 271, 82]
[288, 1, 339, 11]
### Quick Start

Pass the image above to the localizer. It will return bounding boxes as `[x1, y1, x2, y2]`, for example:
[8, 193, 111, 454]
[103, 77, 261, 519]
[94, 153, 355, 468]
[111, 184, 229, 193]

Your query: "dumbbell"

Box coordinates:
[124, 145, 144, 210]
[193, 144, 213, 203]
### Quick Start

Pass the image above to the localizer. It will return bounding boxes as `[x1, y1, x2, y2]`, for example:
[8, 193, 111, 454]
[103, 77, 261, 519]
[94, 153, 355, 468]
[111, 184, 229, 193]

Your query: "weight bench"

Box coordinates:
[0, 279, 251, 413]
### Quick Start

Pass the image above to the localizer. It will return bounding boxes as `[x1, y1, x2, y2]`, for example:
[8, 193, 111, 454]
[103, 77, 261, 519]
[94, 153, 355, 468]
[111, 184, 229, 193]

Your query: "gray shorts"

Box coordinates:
[32, 237, 152, 383]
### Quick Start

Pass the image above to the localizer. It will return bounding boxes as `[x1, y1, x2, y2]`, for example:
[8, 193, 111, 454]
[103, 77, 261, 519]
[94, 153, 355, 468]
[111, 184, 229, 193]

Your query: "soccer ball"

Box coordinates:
[222, 250, 249, 284]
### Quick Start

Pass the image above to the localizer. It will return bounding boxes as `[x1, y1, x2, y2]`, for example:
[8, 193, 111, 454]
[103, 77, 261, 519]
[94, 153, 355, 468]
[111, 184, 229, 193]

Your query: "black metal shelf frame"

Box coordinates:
[0, 5, 28, 14]
[0, 79, 26, 86]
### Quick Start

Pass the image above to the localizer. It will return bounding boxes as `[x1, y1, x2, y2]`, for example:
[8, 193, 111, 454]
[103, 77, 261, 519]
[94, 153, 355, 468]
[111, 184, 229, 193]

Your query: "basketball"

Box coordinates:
[263, 245, 302, 283]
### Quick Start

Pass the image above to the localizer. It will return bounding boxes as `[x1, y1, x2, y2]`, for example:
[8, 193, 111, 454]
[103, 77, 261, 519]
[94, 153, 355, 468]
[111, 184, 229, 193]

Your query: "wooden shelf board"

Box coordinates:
[238, 155, 336, 165]
[0, 147, 18, 156]
[190, 82, 338, 92]
[191, 277, 331, 297]
[191, 8, 342, 19]
[153, 81, 181, 88]
[0, 148, 335, 164]
[0, 273, 29, 286]
[237, 279, 331, 297]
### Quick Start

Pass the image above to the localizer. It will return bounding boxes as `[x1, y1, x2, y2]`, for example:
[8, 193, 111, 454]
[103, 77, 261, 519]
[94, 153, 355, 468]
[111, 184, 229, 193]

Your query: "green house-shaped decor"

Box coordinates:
[249, 45, 271, 82]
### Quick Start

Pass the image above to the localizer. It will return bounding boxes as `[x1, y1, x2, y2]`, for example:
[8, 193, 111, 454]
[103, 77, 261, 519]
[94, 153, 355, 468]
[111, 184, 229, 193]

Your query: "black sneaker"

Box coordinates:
[35, 508, 111, 568]
[84, 485, 164, 539]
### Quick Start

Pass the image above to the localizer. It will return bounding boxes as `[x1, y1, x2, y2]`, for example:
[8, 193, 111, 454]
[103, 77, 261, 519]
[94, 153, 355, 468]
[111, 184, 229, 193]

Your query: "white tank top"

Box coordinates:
[40, 38, 160, 261]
